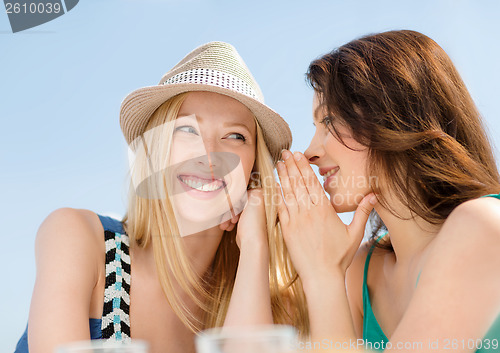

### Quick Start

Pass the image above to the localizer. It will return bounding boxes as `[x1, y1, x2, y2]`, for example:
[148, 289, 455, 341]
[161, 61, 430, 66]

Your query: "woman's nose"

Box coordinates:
[304, 137, 322, 164]
[199, 139, 227, 170]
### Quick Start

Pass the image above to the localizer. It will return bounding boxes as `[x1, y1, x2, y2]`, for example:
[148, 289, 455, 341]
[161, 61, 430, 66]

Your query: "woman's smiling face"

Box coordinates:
[304, 93, 373, 213]
[168, 91, 256, 235]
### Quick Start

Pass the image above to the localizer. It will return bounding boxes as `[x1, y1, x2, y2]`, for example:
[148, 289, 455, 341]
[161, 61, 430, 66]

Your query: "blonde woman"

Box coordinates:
[15, 42, 307, 353]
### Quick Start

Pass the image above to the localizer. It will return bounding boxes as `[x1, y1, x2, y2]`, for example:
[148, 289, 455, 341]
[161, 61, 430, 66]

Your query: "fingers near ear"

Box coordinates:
[349, 193, 378, 240]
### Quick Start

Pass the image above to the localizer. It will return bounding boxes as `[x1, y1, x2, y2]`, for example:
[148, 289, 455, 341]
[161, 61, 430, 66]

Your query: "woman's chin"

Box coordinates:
[173, 210, 226, 236]
[329, 194, 362, 213]
[174, 204, 226, 222]
[332, 202, 357, 213]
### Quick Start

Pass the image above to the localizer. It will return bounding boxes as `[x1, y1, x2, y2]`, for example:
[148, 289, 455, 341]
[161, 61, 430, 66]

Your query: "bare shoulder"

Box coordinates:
[28, 208, 107, 350]
[34, 208, 104, 267]
[38, 207, 103, 232]
[421, 196, 500, 284]
[437, 196, 500, 248]
[448, 196, 500, 225]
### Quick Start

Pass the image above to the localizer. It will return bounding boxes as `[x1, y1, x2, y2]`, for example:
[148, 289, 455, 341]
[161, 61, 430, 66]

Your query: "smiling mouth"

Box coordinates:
[177, 175, 226, 192]
[322, 167, 339, 182]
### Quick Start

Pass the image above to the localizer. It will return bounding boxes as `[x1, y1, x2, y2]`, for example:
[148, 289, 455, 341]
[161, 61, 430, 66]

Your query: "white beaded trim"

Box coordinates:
[163, 68, 260, 101]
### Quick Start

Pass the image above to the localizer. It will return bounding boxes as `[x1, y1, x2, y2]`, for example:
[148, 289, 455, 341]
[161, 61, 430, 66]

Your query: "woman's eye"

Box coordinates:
[175, 125, 199, 135]
[226, 133, 246, 142]
[320, 115, 333, 126]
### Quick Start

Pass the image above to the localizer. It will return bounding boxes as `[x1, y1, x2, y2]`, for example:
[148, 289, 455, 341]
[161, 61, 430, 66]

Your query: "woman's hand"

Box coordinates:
[276, 150, 377, 286]
[223, 188, 273, 326]
[235, 188, 268, 250]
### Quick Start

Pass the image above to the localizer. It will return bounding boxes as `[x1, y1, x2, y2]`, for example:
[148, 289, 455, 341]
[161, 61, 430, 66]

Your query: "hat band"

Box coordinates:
[162, 68, 261, 102]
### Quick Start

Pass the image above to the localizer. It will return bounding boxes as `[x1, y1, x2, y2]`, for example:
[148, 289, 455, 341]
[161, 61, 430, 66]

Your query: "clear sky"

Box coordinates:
[1, 0, 499, 349]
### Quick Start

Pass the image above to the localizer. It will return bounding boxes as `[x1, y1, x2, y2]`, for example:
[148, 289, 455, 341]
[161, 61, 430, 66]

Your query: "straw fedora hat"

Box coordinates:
[120, 41, 292, 163]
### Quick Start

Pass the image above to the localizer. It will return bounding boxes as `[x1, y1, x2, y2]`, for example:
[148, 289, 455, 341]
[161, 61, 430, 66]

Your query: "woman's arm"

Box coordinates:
[28, 208, 102, 353]
[223, 189, 273, 326]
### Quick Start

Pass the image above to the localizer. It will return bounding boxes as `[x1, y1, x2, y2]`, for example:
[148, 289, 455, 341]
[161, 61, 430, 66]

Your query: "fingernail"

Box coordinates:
[282, 150, 291, 160]
[293, 152, 302, 161]
[277, 161, 285, 170]
[369, 194, 378, 205]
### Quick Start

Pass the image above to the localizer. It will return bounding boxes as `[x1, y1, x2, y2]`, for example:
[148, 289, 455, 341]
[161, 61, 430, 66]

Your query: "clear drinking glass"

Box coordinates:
[54, 339, 149, 353]
[195, 325, 298, 353]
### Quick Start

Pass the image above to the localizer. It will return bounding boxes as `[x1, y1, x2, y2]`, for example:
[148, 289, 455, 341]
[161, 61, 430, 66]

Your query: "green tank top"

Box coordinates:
[362, 193, 500, 352]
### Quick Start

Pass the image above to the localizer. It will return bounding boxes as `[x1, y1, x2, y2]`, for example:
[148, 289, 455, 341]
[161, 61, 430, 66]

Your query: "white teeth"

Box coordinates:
[322, 168, 338, 182]
[180, 176, 223, 192]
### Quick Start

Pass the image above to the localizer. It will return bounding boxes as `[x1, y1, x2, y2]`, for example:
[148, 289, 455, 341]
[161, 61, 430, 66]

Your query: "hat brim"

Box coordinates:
[120, 83, 292, 164]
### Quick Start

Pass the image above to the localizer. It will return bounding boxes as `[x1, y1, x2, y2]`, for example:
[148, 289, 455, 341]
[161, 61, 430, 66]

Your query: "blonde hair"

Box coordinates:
[122, 93, 309, 335]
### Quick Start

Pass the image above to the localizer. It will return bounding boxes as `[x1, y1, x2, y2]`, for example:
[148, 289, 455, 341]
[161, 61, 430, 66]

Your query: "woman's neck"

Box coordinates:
[374, 198, 441, 265]
[182, 226, 225, 277]
[133, 225, 225, 281]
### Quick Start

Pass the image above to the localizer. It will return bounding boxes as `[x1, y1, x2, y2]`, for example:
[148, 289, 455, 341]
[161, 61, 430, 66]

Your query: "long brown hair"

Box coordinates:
[306, 30, 500, 246]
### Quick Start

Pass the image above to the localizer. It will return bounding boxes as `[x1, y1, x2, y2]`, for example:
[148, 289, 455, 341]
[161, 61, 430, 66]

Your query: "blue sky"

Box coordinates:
[1, 0, 499, 349]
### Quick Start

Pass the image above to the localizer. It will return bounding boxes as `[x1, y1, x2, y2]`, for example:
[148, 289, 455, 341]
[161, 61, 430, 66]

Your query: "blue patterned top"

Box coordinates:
[14, 214, 131, 352]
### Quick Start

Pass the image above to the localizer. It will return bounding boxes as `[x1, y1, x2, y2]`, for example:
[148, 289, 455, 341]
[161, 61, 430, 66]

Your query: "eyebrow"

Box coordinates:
[177, 114, 196, 120]
[222, 121, 253, 132]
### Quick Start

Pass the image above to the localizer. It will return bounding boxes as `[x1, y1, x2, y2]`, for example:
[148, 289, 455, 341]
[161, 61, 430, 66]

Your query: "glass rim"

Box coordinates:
[55, 339, 149, 351]
[196, 324, 298, 341]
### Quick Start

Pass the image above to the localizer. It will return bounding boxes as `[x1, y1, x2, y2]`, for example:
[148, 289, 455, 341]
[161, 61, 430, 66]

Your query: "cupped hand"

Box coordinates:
[235, 188, 268, 250]
[276, 150, 377, 284]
